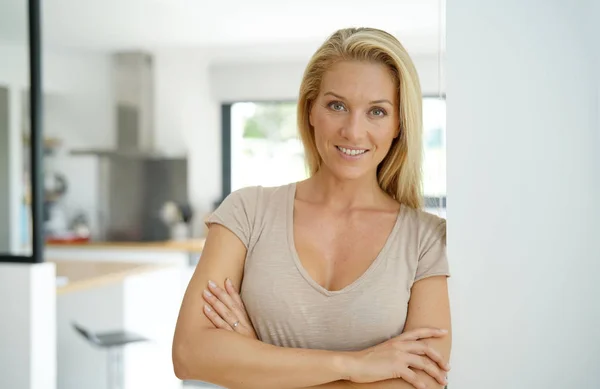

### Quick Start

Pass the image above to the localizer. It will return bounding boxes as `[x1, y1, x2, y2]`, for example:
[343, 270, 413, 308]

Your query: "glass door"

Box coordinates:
[0, 0, 45, 263]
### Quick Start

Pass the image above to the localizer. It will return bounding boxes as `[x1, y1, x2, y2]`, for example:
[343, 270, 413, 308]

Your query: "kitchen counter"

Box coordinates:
[52, 259, 173, 294]
[47, 238, 205, 253]
[46, 238, 204, 267]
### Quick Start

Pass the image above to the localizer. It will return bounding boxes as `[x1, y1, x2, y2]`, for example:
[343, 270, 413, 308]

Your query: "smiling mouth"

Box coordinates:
[335, 146, 370, 156]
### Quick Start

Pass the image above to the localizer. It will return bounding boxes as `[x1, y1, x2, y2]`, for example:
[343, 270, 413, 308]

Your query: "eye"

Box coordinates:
[328, 101, 346, 112]
[371, 107, 387, 117]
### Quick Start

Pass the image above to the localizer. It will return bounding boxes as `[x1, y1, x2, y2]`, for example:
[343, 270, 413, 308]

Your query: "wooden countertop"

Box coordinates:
[47, 238, 206, 253]
[52, 259, 174, 295]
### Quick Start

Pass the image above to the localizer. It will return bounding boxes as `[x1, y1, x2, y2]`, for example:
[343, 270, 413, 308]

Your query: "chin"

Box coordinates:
[324, 163, 373, 182]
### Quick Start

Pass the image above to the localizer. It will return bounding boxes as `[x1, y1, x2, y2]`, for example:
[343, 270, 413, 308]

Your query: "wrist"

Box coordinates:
[331, 351, 359, 381]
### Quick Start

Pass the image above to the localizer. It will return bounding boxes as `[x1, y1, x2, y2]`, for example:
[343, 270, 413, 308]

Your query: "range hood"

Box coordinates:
[71, 52, 171, 159]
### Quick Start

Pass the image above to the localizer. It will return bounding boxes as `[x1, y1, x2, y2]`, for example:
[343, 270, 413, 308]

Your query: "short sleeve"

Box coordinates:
[205, 186, 259, 249]
[415, 217, 450, 282]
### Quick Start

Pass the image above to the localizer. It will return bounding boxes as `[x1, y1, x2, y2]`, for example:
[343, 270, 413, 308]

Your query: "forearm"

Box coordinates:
[301, 378, 421, 389]
[302, 337, 451, 389]
[173, 328, 347, 389]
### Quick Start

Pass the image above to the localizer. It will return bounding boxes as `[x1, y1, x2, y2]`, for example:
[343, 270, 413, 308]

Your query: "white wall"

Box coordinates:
[0, 262, 56, 389]
[210, 54, 445, 102]
[447, 1, 600, 388]
[153, 49, 221, 235]
[0, 44, 114, 128]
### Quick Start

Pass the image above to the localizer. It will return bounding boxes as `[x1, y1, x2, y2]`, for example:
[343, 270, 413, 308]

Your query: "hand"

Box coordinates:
[202, 278, 258, 340]
[344, 328, 450, 389]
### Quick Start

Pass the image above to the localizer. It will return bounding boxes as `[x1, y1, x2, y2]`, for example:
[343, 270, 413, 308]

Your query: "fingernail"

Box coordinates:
[208, 280, 216, 288]
[439, 329, 448, 333]
[226, 278, 233, 287]
[446, 363, 451, 370]
[204, 304, 211, 312]
[203, 289, 212, 297]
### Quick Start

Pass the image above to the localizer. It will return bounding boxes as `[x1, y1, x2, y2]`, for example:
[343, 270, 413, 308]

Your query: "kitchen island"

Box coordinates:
[47, 240, 204, 389]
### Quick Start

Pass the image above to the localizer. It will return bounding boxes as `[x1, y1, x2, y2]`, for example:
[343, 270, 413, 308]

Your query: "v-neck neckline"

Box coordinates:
[285, 182, 404, 297]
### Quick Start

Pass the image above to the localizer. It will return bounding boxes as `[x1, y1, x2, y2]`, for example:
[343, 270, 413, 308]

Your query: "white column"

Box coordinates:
[447, 1, 600, 388]
[0, 262, 57, 389]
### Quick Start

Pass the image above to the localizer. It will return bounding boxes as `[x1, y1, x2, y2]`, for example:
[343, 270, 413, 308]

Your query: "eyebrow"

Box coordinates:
[323, 91, 393, 106]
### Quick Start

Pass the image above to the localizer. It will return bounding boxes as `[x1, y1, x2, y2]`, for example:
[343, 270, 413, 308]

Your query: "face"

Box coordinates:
[309, 60, 400, 181]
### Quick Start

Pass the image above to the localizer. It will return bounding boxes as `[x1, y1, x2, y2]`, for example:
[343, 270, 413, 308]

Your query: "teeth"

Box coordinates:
[337, 146, 367, 156]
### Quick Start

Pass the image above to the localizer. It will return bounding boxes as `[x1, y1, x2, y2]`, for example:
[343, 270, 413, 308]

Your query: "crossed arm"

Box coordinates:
[172, 224, 451, 389]
[302, 275, 452, 389]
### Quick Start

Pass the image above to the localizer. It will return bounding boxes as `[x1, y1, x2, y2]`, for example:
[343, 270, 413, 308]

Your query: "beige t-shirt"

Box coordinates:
[206, 182, 449, 352]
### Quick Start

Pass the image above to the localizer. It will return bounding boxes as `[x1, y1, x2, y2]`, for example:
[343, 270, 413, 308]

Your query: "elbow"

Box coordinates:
[172, 336, 213, 381]
[172, 342, 191, 380]
[173, 362, 189, 381]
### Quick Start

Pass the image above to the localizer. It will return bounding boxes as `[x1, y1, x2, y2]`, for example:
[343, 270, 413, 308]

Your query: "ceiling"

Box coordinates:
[0, 0, 445, 60]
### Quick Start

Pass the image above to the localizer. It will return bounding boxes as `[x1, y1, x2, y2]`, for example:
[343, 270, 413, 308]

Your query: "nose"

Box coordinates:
[339, 112, 365, 142]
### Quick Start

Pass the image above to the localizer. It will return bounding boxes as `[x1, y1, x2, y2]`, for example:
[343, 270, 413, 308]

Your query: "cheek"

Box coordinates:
[371, 125, 398, 150]
[313, 112, 340, 141]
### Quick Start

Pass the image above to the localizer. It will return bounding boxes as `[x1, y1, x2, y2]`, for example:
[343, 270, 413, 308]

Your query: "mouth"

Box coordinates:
[335, 145, 370, 157]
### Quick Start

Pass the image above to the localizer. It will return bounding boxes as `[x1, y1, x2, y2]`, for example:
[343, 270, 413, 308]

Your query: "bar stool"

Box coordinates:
[72, 322, 150, 389]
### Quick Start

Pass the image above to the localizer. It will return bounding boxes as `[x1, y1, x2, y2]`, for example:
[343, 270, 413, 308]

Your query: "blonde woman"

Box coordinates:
[172, 27, 451, 389]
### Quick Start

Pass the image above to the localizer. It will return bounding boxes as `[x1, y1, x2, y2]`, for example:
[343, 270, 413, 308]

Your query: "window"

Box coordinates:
[223, 97, 446, 215]
[229, 102, 306, 192]
[422, 97, 446, 217]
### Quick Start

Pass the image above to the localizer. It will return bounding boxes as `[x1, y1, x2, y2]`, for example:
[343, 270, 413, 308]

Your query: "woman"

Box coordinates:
[172, 27, 451, 389]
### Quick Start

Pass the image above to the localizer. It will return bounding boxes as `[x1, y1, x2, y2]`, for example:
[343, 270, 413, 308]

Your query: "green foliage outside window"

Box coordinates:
[243, 102, 298, 141]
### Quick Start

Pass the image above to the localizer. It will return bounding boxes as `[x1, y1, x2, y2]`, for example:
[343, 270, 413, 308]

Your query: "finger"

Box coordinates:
[224, 278, 251, 322]
[397, 368, 427, 389]
[225, 278, 244, 308]
[235, 324, 253, 338]
[203, 304, 232, 331]
[407, 355, 448, 386]
[208, 280, 238, 312]
[397, 327, 448, 342]
[405, 341, 450, 371]
[203, 288, 239, 327]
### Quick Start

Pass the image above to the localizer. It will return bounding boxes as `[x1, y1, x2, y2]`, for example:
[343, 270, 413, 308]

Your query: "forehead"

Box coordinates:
[320, 60, 397, 102]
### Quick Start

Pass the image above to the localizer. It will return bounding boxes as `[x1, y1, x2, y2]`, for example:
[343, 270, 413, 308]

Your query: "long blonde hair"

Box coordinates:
[297, 27, 424, 209]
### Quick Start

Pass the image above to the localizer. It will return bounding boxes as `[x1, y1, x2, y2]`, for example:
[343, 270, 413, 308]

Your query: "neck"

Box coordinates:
[304, 167, 385, 209]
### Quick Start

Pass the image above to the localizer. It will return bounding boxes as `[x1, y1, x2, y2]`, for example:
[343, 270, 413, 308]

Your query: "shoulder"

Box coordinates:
[401, 205, 446, 252]
[212, 183, 292, 225]
[398, 205, 449, 282]
[206, 183, 291, 250]
[222, 183, 290, 210]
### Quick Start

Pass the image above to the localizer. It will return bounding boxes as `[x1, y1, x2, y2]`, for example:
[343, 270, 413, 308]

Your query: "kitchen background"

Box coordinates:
[2, 1, 447, 250]
[0, 1, 447, 388]
[2, 1, 600, 389]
